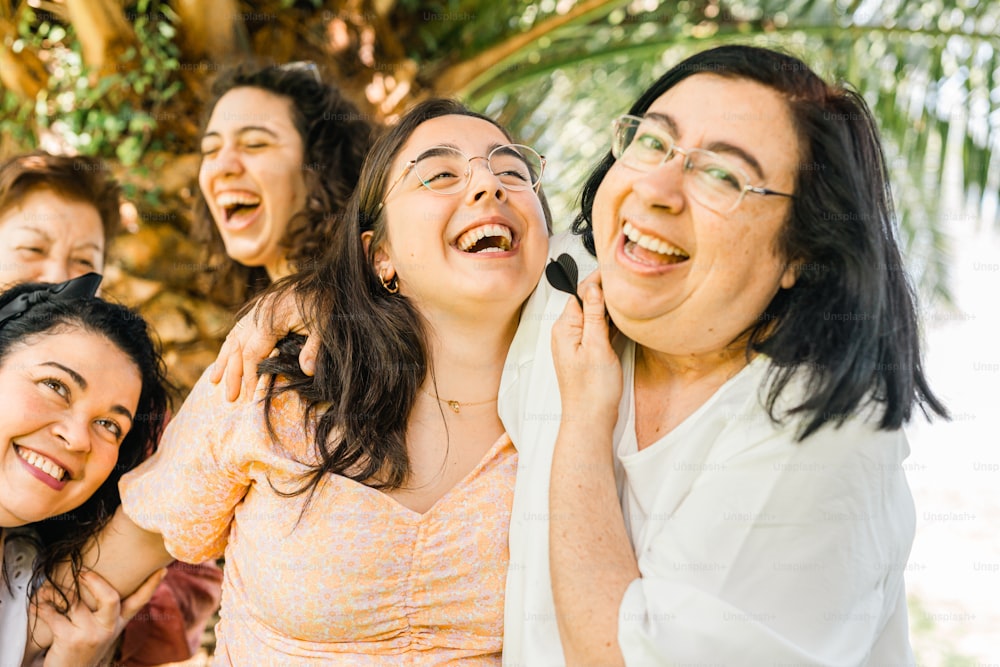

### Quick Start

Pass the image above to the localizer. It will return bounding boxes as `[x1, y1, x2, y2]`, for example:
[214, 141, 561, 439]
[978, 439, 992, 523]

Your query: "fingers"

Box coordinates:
[241, 334, 273, 400]
[77, 571, 124, 624]
[208, 334, 236, 384]
[300, 332, 320, 377]
[579, 281, 610, 348]
[224, 338, 246, 402]
[119, 568, 168, 622]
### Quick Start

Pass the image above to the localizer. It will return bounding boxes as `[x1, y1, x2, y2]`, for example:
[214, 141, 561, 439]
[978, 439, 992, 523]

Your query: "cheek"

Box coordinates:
[590, 172, 629, 245]
[83, 444, 120, 491]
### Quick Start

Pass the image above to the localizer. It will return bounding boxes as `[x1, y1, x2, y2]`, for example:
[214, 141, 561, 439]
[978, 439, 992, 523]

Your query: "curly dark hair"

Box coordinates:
[0, 282, 170, 608]
[193, 60, 376, 307]
[571, 44, 948, 438]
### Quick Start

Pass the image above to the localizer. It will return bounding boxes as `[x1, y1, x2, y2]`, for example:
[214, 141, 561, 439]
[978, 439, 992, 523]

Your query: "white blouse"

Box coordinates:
[500, 231, 916, 666]
[1, 530, 37, 667]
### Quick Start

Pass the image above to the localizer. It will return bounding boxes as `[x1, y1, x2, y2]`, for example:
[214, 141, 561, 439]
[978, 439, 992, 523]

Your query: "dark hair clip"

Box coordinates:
[545, 253, 582, 307]
[0, 273, 102, 330]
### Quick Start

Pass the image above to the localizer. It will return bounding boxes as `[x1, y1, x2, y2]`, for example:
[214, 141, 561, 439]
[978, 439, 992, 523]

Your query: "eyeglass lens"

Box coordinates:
[613, 116, 750, 213]
[412, 145, 543, 194]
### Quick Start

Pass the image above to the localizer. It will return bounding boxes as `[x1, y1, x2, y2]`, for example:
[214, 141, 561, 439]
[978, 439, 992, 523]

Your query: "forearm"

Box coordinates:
[48, 507, 172, 612]
[82, 509, 173, 597]
[549, 414, 638, 666]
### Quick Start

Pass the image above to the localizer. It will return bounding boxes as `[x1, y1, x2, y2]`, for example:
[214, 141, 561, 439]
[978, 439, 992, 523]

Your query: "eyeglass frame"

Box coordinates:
[611, 114, 795, 213]
[380, 143, 546, 207]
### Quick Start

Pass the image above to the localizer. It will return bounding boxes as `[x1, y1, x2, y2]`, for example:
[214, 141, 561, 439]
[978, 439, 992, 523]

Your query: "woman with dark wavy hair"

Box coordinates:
[194, 60, 376, 307]
[0, 275, 170, 666]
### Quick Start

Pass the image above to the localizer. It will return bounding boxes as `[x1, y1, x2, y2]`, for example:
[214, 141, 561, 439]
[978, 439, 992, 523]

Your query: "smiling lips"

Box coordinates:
[215, 191, 262, 227]
[15, 444, 69, 488]
[622, 221, 689, 266]
[456, 223, 513, 253]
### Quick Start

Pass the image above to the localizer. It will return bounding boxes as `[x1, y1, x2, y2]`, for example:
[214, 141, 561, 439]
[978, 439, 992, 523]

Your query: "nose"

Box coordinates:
[52, 415, 91, 454]
[203, 143, 243, 178]
[631, 155, 686, 213]
[36, 259, 71, 285]
[464, 157, 507, 204]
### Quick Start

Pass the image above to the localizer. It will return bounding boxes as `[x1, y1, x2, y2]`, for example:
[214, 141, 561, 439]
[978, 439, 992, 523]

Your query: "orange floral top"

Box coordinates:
[121, 371, 516, 666]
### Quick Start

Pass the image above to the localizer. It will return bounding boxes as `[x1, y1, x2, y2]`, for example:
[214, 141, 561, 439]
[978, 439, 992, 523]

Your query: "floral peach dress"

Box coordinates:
[121, 371, 516, 666]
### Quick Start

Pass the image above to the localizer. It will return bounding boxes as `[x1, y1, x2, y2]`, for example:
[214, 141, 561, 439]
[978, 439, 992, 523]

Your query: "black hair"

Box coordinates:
[571, 44, 947, 438]
[193, 60, 376, 306]
[0, 282, 170, 607]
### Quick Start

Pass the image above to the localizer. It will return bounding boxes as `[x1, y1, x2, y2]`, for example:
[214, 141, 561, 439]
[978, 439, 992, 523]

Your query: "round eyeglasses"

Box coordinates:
[611, 114, 795, 214]
[382, 144, 546, 203]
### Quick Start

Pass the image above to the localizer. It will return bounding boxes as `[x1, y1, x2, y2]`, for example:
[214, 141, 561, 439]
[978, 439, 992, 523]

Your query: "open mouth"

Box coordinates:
[15, 444, 69, 482]
[455, 223, 514, 254]
[216, 193, 262, 225]
[623, 221, 690, 266]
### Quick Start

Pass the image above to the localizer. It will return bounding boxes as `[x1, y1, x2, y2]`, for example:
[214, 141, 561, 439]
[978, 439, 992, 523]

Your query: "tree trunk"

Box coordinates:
[174, 0, 241, 62]
[0, 18, 47, 99]
[434, 0, 618, 94]
[64, 0, 137, 74]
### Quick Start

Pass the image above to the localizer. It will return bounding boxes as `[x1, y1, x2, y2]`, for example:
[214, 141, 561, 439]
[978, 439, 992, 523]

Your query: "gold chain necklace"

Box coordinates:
[420, 387, 497, 413]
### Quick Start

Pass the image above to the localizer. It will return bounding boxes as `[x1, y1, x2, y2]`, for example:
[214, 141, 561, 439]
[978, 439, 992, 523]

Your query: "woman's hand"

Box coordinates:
[209, 291, 320, 401]
[550, 270, 623, 427]
[28, 569, 166, 667]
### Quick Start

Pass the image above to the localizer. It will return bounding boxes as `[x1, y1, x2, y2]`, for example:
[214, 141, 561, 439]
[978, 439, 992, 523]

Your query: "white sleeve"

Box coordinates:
[616, 421, 916, 666]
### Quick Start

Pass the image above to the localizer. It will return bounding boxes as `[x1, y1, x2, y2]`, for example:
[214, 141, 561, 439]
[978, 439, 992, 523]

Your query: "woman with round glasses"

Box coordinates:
[75, 99, 550, 664]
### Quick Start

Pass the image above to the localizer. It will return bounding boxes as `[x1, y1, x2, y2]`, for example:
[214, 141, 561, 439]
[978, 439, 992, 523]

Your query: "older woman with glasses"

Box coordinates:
[68, 99, 550, 665]
[503, 45, 947, 665]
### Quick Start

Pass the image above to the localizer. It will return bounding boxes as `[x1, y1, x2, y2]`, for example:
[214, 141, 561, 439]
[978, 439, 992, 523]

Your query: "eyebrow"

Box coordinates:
[643, 112, 766, 181]
[413, 141, 510, 161]
[40, 361, 135, 423]
[415, 144, 461, 160]
[201, 126, 281, 142]
[13, 224, 52, 243]
[14, 224, 103, 254]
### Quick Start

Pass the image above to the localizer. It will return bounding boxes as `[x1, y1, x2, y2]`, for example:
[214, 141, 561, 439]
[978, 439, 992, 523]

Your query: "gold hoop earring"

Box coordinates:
[379, 270, 399, 294]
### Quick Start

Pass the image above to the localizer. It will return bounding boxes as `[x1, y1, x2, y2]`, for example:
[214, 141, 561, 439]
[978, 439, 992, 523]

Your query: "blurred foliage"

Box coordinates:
[1, 0, 181, 184]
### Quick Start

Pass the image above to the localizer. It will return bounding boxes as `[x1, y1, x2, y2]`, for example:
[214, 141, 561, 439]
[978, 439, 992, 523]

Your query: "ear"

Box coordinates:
[362, 230, 395, 280]
[780, 259, 798, 290]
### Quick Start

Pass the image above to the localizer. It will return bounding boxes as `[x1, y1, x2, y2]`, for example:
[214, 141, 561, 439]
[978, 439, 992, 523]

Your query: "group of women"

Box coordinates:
[3, 44, 946, 666]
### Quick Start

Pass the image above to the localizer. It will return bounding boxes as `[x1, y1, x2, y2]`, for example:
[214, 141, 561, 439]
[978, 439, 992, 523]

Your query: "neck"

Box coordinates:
[635, 341, 752, 395]
[265, 254, 292, 282]
[419, 305, 519, 407]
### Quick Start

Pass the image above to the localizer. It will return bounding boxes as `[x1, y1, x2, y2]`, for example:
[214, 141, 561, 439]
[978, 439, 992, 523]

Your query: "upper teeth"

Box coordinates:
[216, 193, 261, 208]
[623, 222, 689, 258]
[16, 446, 67, 481]
[456, 224, 513, 252]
